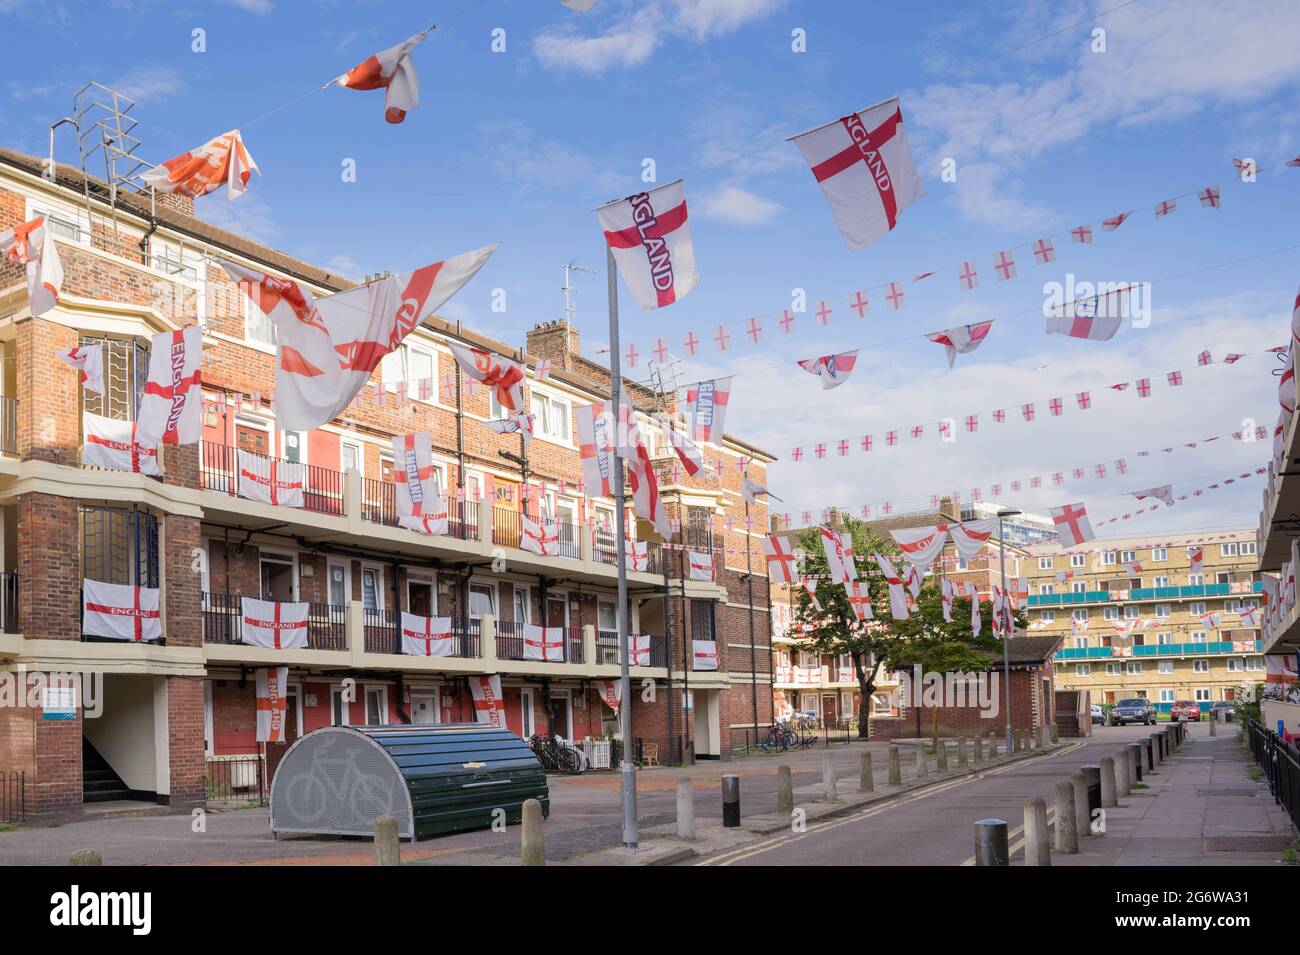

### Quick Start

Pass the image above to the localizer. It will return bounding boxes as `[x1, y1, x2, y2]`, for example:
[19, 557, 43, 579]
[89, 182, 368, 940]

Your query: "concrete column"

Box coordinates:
[676, 775, 694, 839]
[859, 751, 874, 793]
[936, 739, 949, 771]
[582, 624, 596, 668]
[1055, 779, 1079, 853]
[776, 765, 793, 815]
[1024, 797, 1051, 866]
[1099, 756, 1118, 808]
[1071, 772, 1090, 838]
[1210, 715, 1217, 737]
[974, 819, 1009, 866]
[1128, 742, 1144, 782]
[521, 798, 545, 865]
[822, 755, 838, 801]
[888, 744, 901, 785]
[973, 734, 984, 765]
[374, 815, 399, 865]
[479, 498, 494, 549]
[916, 745, 928, 778]
[1035, 724, 1045, 749]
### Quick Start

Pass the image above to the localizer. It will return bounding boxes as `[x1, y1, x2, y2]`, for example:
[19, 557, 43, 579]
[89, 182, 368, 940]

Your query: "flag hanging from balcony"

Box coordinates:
[56, 344, 104, 394]
[485, 413, 535, 451]
[240, 597, 309, 650]
[685, 377, 731, 444]
[624, 634, 652, 667]
[392, 432, 442, 521]
[399, 499, 449, 536]
[469, 674, 506, 726]
[82, 579, 161, 642]
[764, 535, 797, 584]
[237, 450, 306, 507]
[447, 339, 524, 414]
[523, 624, 565, 662]
[1, 216, 64, 317]
[334, 30, 428, 124]
[797, 350, 859, 390]
[142, 130, 259, 201]
[965, 581, 981, 638]
[521, 514, 561, 556]
[789, 96, 926, 252]
[82, 413, 159, 476]
[873, 553, 908, 620]
[692, 639, 719, 671]
[598, 679, 621, 713]
[926, 321, 993, 368]
[596, 179, 699, 310]
[687, 550, 715, 581]
[401, 613, 454, 656]
[255, 667, 290, 742]
[820, 527, 857, 583]
[136, 326, 203, 446]
[625, 539, 649, 571]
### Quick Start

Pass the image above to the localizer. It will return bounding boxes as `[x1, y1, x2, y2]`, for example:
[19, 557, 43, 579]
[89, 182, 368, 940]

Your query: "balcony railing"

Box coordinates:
[594, 631, 668, 668]
[200, 442, 344, 516]
[593, 535, 665, 574]
[0, 572, 17, 634]
[1056, 639, 1263, 660]
[0, 396, 15, 456]
[362, 609, 481, 658]
[496, 623, 584, 663]
[201, 593, 347, 651]
[360, 479, 479, 540]
[1029, 580, 1263, 606]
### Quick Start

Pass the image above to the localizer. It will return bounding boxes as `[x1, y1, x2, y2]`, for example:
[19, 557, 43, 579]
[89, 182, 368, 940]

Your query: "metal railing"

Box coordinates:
[204, 756, 267, 806]
[0, 572, 17, 634]
[0, 396, 15, 455]
[1248, 720, 1300, 833]
[492, 506, 521, 549]
[360, 480, 480, 539]
[594, 632, 668, 668]
[200, 593, 347, 651]
[200, 442, 344, 516]
[631, 736, 693, 768]
[363, 610, 481, 658]
[0, 770, 24, 824]
[495, 623, 582, 662]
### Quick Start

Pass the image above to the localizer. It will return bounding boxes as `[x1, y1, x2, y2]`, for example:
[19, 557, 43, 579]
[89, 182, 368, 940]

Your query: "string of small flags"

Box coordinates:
[1092, 468, 1268, 527]
[777, 346, 1280, 460]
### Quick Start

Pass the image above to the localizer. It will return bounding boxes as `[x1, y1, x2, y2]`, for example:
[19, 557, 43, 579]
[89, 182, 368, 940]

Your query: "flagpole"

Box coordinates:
[607, 244, 638, 850]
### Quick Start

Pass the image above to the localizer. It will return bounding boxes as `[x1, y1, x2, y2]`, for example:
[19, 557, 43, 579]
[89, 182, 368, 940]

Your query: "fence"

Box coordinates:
[360, 480, 480, 539]
[364, 611, 482, 658]
[629, 736, 693, 768]
[200, 442, 344, 516]
[0, 771, 25, 824]
[1248, 720, 1300, 833]
[729, 717, 857, 756]
[0, 395, 15, 456]
[201, 593, 347, 651]
[205, 756, 267, 806]
[495, 623, 583, 663]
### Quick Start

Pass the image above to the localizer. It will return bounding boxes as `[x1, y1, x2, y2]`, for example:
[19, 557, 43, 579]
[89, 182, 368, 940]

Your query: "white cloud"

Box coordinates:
[107, 65, 187, 104]
[698, 183, 782, 226]
[195, 194, 278, 246]
[476, 120, 623, 194]
[222, 0, 272, 13]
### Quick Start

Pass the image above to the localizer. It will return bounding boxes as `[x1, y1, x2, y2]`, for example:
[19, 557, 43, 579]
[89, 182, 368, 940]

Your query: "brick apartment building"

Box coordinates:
[0, 144, 775, 816]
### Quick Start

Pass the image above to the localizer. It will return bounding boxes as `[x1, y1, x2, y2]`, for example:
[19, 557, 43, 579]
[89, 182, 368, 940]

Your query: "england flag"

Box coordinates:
[523, 624, 565, 662]
[83, 413, 159, 476]
[334, 31, 428, 124]
[596, 179, 699, 310]
[142, 130, 259, 201]
[401, 613, 454, 656]
[1050, 503, 1095, 547]
[692, 639, 720, 671]
[797, 350, 859, 389]
[926, 322, 993, 368]
[576, 401, 618, 497]
[686, 377, 731, 444]
[470, 674, 506, 726]
[820, 527, 857, 583]
[255, 667, 290, 743]
[56, 344, 104, 394]
[240, 597, 309, 650]
[688, 550, 715, 581]
[1132, 485, 1174, 506]
[448, 341, 525, 413]
[1, 216, 63, 317]
[521, 514, 560, 557]
[874, 553, 909, 620]
[790, 96, 926, 252]
[890, 526, 948, 574]
[136, 326, 203, 446]
[392, 432, 441, 520]
[82, 579, 161, 642]
[1046, 287, 1130, 341]
[237, 450, 305, 507]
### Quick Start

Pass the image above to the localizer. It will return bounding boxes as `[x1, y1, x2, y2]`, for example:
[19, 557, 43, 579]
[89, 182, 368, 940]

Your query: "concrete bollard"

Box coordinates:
[1210, 715, 1217, 737]
[990, 730, 1000, 758]
[1071, 772, 1090, 838]
[1153, 733, 1165, 764]
[373, 814, 400, 866]
[973, 734, 984, 765]
[722, 775, 741, 827]
[1055, 780, 1079, 854]
[676, 775, 695, 839]
[776, 764, 794, 815]
[957, 735, 968, 767]
[1024, 797, 1051, 866]
[1051, 723, 1059, 744]
[888, 744, 902, 785]
[936, 739, 949, 771]
[1115, 746, 1131, 797]
[860, 751, 874, 793]
[1144, 736, 1155, 771]
[521, 798, 545, 866]
[1036, 724, 1045, 749]
[822, 755, 839, 801]
[916, 745, 929, 778]
[974, 818, 1009, 866]
[1099, 756, 1118, 808]
[1128, 742, 1144, 782]
[1081, 764, 1102, 819]
[69, 849, 102, 866]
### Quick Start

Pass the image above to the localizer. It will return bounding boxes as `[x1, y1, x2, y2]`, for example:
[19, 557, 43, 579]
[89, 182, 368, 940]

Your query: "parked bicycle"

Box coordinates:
[527, 734, 582, 774]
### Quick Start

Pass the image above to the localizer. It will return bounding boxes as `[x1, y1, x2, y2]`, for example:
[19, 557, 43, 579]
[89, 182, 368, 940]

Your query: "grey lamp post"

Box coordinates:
[997, 509, 1021, 756]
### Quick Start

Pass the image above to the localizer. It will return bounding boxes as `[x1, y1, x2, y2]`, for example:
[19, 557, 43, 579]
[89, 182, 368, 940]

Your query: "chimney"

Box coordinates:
[526, 319, 581, 371]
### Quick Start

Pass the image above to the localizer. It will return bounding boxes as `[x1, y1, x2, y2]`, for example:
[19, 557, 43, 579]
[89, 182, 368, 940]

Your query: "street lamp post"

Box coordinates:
[997, 509, 1021, 757]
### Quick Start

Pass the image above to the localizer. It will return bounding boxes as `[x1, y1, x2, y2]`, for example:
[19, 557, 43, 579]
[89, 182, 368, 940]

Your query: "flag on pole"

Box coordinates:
[575, 402, 617, 497]
[797, 350, 859, 389]
[764, 535, 797, 584]
[136, 326, 203, 446]
[926, 322, 993, 368]
[334, 31, 428, 124]
[142, 130, 258, 200]
[789, 96, 925, 251]
[626, 433, 669, 538]
[685, 376, 731, 443]
[1, 216, 63, 316]
[56, 344, 104, 394]
[741, 476, 771, 504]
[596, 179, 699, 309]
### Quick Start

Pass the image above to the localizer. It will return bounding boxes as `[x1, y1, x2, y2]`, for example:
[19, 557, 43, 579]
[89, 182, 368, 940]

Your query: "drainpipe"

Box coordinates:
[394, 672, 410, 724]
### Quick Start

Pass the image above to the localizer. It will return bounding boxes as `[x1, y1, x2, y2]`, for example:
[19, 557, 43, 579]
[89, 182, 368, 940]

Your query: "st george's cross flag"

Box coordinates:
[237, 450, 306, 507]
[625, 538, 649, 572]
[926, 322, 993, 368]
[692, 639, 720, 671]
[623, 634, 652, 667]
[948, 518, 998, 560]
[940, 576, 954, 622]
[240, 597, 309, 650]
[136, 326, 203, 446]
[845, 579, 874, 622]
[1239, 605, 1261, 629]
[448, 341, 525, 413]
[626, 429, 670, 538]
[1046, 286, 1131, 341]
[255, 667, 290, 743]
[523, 624, 566, 662]
[1050, 502, 1095, 547]
[1132, 485, 1174, 506]
[575, 401, 618, 497]
[596, 179, 699, 310]
[400, 613, 453, 656]
[797, 350, 859, 389]
[764, 535, 797, 584]
[687, 550, 715, 581]
[334, 31, 428, 124]
[820, 527, 857, 583]
[485, 413, 535, 452]
[57, 344, 104, 394]
[399, 497, 449, 536]
[598, 679, 622, 714]
[392, 432, 442, 521]
[82, 579, 161, 642]
[873, 553, 909, 620]
[686, 376, 731, 443]
[142, 130, 259, 201]
[521, 514, 561, 557]
[790, 97, 925, 252]
[665, 422, 704, 477]
[469, 674, 506, 726]
[1187, 546, 1204, 578]
[1, 216, 64, 317]
[741, 476, 771, 504]
[82, 412, 159, 476]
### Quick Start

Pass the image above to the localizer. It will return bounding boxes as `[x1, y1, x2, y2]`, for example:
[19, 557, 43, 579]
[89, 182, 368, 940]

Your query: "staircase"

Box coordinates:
[82, 739, 131, 803]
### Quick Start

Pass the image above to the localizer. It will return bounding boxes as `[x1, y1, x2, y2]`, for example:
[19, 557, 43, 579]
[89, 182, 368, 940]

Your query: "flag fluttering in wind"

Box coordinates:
[890, 526, 947, 575]
[926, 322, 993, 368]
[1045, 287, 1130, 341]
[485, 413, 535, 451]
[596, 179, 699, 310]
[820, 527, 857, 583]
[665, 421, 703, 477]
[1132, 485, 1174, 506]
[142, 130, 258, 200]
[136, 327, 203, 446]
[57, 344, 104, 394]
[764, 535, 797, 584]
[1050, 502, 1095, 547]
[686, 376, 731, 443]
[335, 31, 428, 124]
[797, 350, 859, 390]
[1, 216, 63, 316]
[448, 341, 525, 413]
[965, 582, 981, 638]
[742, 476, 771, 504]
[576, 401, 617, 497]
[874, 553, 908, 620]
[789, 96, 925, 251]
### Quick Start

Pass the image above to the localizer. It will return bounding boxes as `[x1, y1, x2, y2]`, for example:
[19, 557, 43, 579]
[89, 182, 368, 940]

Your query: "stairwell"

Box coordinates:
[82, 738, 132, 803]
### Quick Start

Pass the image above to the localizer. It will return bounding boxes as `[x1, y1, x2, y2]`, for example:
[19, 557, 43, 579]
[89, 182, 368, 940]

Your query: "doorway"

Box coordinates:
[411, 690, 439, 725]
[259, 552, 296, 601]
[407, 571, 436, 615]
[263, 685, 301, 785]
[549, 689, 573, 739]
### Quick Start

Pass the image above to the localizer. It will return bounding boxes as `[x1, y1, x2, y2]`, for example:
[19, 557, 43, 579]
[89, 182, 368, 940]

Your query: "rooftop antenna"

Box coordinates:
[562, 260, 596, 324]
[61, 82, 150, 249]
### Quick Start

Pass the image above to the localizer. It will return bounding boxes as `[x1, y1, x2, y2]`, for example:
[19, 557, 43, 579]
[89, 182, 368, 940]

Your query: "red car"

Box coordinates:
[1170, 700, 1202, 721]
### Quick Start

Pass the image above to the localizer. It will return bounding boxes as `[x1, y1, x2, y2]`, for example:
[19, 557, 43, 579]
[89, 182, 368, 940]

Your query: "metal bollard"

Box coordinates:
[1024, 797, 1051, 866]
[373, 814, 400, 866]
[822, 755, 839, 801]
[860, 751, 874, 793]
[888, 744, 902, 785]
[974, 819, 1009, 866]
[1036, 724, 1045, 749]
[776, 764, 794, 815]
[1099, 756, 1118, 808]
[722, 774, 741, 827]
[676, 776, 695, 840]
[521, 798, 545, 866]
[1071, 772, 1090, 838]
[1054, 780, 1079, 854]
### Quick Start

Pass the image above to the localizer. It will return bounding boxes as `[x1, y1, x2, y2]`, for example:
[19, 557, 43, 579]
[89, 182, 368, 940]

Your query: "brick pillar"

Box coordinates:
[16, 318, 79, 465]
[166, 676, 205, 807]
[0, 704, 84, 816]
[17, 492, 80, 638]
[163, 514, 202, 647]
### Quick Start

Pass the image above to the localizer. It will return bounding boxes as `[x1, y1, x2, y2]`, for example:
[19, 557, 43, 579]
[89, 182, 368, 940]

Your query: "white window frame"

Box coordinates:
[1159, 689, 1175, 703]
[1157, 661, 1173, 674]
[1192, 659, 1210, 673]
[364, 685, 389, 726]
[258, 549, 299, 602]
[1070, 554, 1085, 568]
[340, 438, 365, 478]
[531, 388, 574, 445]
[1075, 663, 1091, 676]
[1151, 547, 1167, 562]
[327, 559, 351, 607]
[331, 685, 352, 726]
[1038, 556, 1053, 570]
[1194, 688, 1212, 702]
[1125, 661, 1142, 675]
[468, 579, 498, 620]
[409, 688, 440, 725]
[360, 563, 386, 612]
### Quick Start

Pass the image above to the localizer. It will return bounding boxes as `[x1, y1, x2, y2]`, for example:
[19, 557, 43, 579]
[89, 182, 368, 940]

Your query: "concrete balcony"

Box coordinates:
[1028, 580, 1262, 607]
[1055, 638, 1263, 661]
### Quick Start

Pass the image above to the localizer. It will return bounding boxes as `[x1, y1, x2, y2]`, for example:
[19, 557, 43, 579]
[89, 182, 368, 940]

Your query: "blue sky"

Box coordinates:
[4, 0, 1300, 536]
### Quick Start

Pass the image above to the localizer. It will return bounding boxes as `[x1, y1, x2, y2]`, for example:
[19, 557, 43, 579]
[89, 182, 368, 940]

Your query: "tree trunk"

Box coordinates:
[853, 653, 881, 739]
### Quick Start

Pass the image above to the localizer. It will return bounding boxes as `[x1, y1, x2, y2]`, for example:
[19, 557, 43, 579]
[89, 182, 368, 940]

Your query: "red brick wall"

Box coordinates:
[167, 676, 205, 805]
[869, 667, 1050, 739]
[17, 492, 80, 638]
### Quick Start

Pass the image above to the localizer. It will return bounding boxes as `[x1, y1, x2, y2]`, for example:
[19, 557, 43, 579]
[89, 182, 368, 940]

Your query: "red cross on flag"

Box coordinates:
[874, 553, 909, 620]
[470, 674, 506, 726]
[665, 422, 704, 477]
[598, 679, 622, 714]
[1239, 605, 1260, 628]
[1033, 238, 1056, 264]
[692, 639, 720, 671]
[1046, 287, 1129, 341]
[797, 350, 859, 389]
[1154, 198, 1177, 219]
[142, 130, 259, 201]
[399, 498, 449, 536]
[521, 514, 561, 557]
[82, 579, 162, 642]
[1188, 546, 1204, 577]
[1050, 503, 1095, 547]
[764, 536, 797, 584]
[1102, 211, 1132, 231]
[135, 326, 203, 446]
[82, 412, 159, 476]
[926, 322, 993, 368]
[625, 539, 649, 572]
[688, 550, 715, 581]
[790, 96, 925, 251]
[486, 413, 535, 452]
[523, 624, 566, 662]
[334, 31, 428, 124]
[255, 667, 290, 743]
[949, 518, 997, 559]
[940, 577, 954, 622]
[686, 376, 732, 443]
[576, 401, 618, 497]
[1132, 485, 1174, 506]
[820, 527, 857, 583]
[447, 340, 525, 414]
[627, 427, 670, 538]
[622, 635, 652, 667]
[237, 450, 306, 507]
[56, 345, 104, 394]
[392, 432, 442, 520]
[240, 597, 309, 650]
[845, 580, 874, 622]
[597, 179, 699, 310]
[965, 581, 982, 638]
[1, 216, 63, 316]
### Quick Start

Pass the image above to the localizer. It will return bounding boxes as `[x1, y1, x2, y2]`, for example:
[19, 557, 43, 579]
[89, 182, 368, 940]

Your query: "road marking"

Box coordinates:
[697, 741, 1086, 867]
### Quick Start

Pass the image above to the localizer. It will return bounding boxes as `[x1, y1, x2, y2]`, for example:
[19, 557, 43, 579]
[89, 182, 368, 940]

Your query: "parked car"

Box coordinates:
[1170, 700, 1203, 722]
[1091, 703, 1105, 725]
[1109, 697, 1157, 725]
[1210, 701, 1236, 723]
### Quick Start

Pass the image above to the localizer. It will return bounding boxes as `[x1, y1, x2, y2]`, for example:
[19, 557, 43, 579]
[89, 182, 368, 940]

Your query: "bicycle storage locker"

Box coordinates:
[269, 723, 549, 840]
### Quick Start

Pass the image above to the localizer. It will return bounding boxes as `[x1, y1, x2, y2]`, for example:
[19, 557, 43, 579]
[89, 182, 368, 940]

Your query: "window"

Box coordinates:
[1188, 573, 1204, 586]
[1158, 661, 1173, 674]
[1073, 637, 1088, 649]
[520, 689, 534, 739]
[327, 561, 350, 606]
[1039, 584, 1055, 595]
[31, 204, 84, 242]
[1070, 554, 1086, 568]
[513, 586, 531, 626]
[1105, 663, 1121, 676]
[532, 392, 572, 443]
[1124, 606, 1140, 619]
[1039, 610, 1056, 623]
[1192, 659, 1209, 673]
[259, 551, 297, 601]
[956, 556, 969, 571]
[1227, 658, 1244, 672]
[1194, 688, 1212, 702]
[1103, 607, 1119, 621]
[407, 571, 436, 616]
[1221, 543, 1238, 557]
[1225, 599, 1241, 614]
[1155, 604, 1171, 618]
[597, 600, 617, 634]
[1075, 664, 1091, 676]
[1247, 657, 1264, 671]
[1152, 576, 1169, 588]
[1189, 630, 1206, 642]
[1100, 551, 1117, 565]
[1125, 661, 1142, 675]
[1071, 582, 1086, 593]
[469, 583, 496, 620]
[361, 566, 384, 611]
[1121, 550, 1136, 563]
[1159, 689, 1175, 703]
[1072, 609, 1088, 622]
[1157, 632, 1172, 645]
[406, 345, 435, 397]
[331, 686, 350, 726]
[1189, 601, 1206, 615]
[690, 600, 715, 642]
[341, 440, 363, 477]
[1241, 541, 1257, 556]
[1152, 547, 1167, 562]
[244, 292, 277, 348]
[1038, 556, 1053, 570]
[365, 686, 387, 725]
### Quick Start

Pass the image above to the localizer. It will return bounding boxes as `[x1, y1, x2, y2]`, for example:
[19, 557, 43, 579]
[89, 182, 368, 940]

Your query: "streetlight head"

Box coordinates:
[997, 509, 1022, 518]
